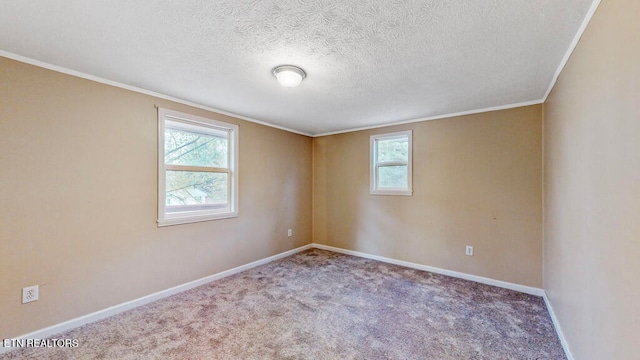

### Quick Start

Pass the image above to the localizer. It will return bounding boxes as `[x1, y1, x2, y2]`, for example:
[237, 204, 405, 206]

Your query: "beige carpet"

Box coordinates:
[2, 249, 566, 359]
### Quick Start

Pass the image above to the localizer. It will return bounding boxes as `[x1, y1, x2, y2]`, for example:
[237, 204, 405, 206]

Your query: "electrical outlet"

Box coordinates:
[22, 285, 39, 304]
[465, 246, 474, 256]
[287, 229, 292, 237]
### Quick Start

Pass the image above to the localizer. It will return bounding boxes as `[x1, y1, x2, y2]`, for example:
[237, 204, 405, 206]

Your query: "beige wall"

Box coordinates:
[314, 105, 543, 287]
[543, 0, 640, 358]
[0, 57, 313, 338]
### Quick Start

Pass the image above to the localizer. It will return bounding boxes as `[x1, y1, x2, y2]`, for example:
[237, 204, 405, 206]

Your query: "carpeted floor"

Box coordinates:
[2, 249, 566, 359]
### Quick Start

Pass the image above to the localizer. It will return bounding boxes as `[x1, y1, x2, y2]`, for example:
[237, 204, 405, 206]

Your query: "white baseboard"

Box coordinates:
[0, 244, 313, 354]
[543, 293, 574, 360]
[311, 243, 545, 296]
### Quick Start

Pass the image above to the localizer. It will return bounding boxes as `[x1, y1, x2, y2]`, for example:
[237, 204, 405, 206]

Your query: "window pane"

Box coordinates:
[165, 171, 228, 213]
[165, 128, 228, 168]
[378, 165, 408, 188]
[377, 137, 408, 163]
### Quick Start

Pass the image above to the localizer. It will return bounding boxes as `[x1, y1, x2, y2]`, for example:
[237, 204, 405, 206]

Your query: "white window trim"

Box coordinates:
[157, 108, 239, 227]
[370, 130, 413, 196]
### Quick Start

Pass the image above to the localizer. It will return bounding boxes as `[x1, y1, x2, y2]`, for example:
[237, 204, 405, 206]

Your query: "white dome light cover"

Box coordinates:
[272, 65, 306, 88]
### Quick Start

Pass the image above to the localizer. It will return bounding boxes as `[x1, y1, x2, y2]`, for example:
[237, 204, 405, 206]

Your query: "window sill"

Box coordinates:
[370, 190, 413, 196]
[157, 211, 238, 227]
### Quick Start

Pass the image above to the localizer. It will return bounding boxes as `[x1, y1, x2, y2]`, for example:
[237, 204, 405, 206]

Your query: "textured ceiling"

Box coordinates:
[0, 0, 594, 135]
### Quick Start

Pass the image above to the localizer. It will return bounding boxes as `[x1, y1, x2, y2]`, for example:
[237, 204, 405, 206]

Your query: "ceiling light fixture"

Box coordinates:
[272, 65, 306, 88]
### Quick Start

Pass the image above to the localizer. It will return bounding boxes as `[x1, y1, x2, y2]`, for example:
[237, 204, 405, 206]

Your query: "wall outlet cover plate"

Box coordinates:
[22, 285, 39, 303]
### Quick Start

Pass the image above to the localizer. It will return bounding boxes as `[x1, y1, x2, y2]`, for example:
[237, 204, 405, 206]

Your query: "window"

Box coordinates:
[158, 108, 238, 226]
[370, 130, 412, 196]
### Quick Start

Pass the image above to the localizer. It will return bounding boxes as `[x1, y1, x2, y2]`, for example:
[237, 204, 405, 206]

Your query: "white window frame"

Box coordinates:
[370, 130, 413, 196]
[157, 108, 239, 226]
